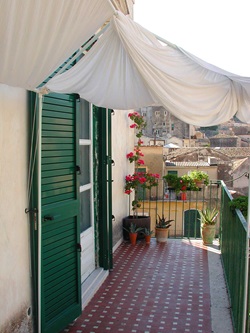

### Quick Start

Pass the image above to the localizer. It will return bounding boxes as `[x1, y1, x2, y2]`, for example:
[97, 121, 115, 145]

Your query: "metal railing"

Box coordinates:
[136, 179, 221, 238]
[220, 182, 249, 333]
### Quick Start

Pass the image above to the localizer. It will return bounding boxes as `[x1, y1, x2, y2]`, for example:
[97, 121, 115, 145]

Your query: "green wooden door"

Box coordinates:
[184, 209, 201, 238]
[92, 107, 113, 270]
[40, 92, 81, 333]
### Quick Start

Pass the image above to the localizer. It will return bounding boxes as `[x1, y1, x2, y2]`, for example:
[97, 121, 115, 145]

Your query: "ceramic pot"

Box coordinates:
[129, 232, 137, 245]
[201, 225, 216, 245]
[145, 235, 151, 245]
[155, 227, 169, 243]
[181, 192, 187, 200]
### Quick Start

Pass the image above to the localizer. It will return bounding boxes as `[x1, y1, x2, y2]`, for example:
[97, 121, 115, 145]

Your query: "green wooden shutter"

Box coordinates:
[92, 107, 113, 270]
[184, 209, 201, 238]
[40, 93, 81, 333]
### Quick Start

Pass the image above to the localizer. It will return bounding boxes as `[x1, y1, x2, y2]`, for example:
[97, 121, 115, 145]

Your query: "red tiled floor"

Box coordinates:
[61, 239, 212, 333]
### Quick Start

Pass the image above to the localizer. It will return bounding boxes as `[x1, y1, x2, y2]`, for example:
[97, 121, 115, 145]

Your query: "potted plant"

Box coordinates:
[189, 170, 209, 188]
[229, 196, 248, 218]
[123, 112, 160, 238]
[179, 174, 192, 200]
[123, 223, 144, 245]
[163, 173, 192, 199]
[163, 174, 179, 190]
[155, 214, 174, 243]
[143, 228, 154, 245]
[199, 207, 218, 245]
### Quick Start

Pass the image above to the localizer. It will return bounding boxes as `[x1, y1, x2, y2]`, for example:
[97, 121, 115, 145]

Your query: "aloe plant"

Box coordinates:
[143, 228, 154, 235]
[123, 223, 144, 233]
[199, 208, 218, 226]
[156, 214, 174, 229]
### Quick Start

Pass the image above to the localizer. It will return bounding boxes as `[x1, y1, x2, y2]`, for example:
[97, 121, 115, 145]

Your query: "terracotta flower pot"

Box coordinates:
[129, 232, 137, 245]
[155, 227, 169, 243]
[123, 216, 151, 240]
[145, 235, 151, 245]
[181, 192, 187, 200]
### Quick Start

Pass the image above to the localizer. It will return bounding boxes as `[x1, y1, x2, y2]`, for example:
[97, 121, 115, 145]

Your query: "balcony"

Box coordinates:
[62, 181, 249, 333]
[135, 180, 249, 333]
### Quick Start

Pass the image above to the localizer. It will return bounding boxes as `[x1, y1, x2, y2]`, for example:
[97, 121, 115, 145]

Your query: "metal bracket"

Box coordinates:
[25, 208, 38, 214]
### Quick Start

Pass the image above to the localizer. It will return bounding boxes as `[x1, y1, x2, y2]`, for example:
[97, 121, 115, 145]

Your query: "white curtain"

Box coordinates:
[47, 12, 250, 126]
[0, 0, 114, 90]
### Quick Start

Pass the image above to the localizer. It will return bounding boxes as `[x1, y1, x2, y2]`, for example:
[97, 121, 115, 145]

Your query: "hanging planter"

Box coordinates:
[180, 192, 187, 200]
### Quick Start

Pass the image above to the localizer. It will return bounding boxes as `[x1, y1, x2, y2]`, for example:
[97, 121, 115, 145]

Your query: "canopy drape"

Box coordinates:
[1, 2, 250, 126]
[47, 12, 250, 126]
[0, 0, 114, 90]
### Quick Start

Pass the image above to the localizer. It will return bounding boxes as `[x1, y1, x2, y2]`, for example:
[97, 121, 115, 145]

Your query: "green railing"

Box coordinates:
[220, 182, 249, 333]
[137, 179, 221, 238]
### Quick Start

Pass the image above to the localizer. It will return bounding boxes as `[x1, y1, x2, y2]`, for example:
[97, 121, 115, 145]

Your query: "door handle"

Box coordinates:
[43, 215, 54, 222]
[76, 243, 82, 252]
[76, 165, 81, 175]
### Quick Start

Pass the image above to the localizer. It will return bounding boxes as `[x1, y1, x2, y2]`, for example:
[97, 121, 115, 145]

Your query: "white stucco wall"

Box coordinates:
[112, 110, 134, 245]
[0, 84, 32, 331]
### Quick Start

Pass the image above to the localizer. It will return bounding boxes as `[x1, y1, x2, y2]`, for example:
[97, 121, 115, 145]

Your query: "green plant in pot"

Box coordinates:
[229, 196, 248, 218]
[155, 214, 174, 243]
[199, 207, 218, 245]
[143, 228, 154, 245]
[123, 223, 144, 245]
[123, 111, 159, 239]
[189, 170, 209, 188]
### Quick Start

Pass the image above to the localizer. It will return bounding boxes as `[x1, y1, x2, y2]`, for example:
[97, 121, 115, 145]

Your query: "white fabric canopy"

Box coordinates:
[0, 0, 114, 90]
[1, 2, 250, 126]
[47, 12, 250, 126]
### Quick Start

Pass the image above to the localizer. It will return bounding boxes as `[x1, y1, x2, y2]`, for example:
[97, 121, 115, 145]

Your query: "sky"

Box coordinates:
[133, 0, 250, 76]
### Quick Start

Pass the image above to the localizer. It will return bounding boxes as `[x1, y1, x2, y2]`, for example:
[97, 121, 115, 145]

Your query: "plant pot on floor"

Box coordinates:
[145, 235, 151, 245]
[129, 232, 138, 245]
[201, 225, 216, 245]
[123, 216, 151, 240]
[155, 227, 169, 243]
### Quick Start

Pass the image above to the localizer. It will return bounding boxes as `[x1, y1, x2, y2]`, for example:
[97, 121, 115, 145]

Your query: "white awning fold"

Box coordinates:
[0, 0, 114, 90]
[1, 3, 250, 126]
[46, 12, 250, 125]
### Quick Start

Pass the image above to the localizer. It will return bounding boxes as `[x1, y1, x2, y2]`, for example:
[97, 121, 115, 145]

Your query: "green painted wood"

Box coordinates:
[184, 209, 201, 238]
[92, 107, 113, 270]
[42, 156, 74, 164]
[43, 110, 74, 119]
[42, 137, 74, 144]
[220, 183, 248, 333]
[40, 93, 81, 333]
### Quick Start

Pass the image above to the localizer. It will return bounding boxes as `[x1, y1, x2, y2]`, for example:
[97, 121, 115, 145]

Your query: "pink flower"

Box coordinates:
[138, 139, 143, 145]
[125, 189, 132, 194]
[130, 124, 137, 128]
[139, 177, 146, 184]
[126, 152, 134, 159]
[137, 159, 144, 165]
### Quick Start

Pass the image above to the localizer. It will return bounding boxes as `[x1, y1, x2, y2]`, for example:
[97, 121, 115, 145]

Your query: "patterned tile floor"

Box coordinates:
[62, 239, 212, 333]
